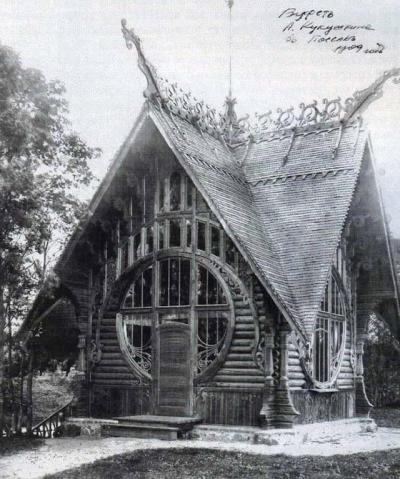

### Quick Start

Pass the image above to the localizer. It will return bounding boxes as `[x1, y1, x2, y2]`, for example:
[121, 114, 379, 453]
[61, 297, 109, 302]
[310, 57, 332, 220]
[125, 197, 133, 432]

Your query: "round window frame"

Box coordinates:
[310, 267, 349, 389]
[116, 251, 235, 383]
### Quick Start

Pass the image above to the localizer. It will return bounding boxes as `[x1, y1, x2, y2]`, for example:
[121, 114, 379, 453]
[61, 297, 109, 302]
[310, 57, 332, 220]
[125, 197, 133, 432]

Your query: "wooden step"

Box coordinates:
[103, 422, 179, 440]
[233, 331, 254, 339]
[224, 361, 257, 368]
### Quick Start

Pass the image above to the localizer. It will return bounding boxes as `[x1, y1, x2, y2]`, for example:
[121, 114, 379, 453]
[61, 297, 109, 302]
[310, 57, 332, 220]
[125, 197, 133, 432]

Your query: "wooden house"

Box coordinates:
[23, 22, 400, 431]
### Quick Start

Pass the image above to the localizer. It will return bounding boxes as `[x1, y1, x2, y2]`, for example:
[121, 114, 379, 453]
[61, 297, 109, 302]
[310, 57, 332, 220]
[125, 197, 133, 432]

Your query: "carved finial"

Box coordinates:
[121, 19, 163, 101]
[343, 68, 400, 121]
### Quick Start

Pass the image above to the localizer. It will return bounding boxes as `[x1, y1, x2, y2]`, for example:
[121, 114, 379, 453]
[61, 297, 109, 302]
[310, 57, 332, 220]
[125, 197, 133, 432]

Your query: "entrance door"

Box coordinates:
[155, 322, 192, 416]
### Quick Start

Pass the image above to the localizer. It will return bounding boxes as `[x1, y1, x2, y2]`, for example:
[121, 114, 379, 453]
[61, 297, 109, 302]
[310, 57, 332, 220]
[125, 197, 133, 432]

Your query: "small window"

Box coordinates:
[133, 232, 142, 261]
[225, 235, 237, 268]
[145, 226, 154, 255]
[185, 219, 192, 248]
[211, 226, 220, 256]
[197, 221, 206, 251]
[158, 221, 166, 249]
[159, 178, 166, 212]
[186, 177, 193, 209]
[169, 219, 181, 248]
[169, 172, 181, 211]
[121, 240, 129, 271]
[196, 190, 208, 212]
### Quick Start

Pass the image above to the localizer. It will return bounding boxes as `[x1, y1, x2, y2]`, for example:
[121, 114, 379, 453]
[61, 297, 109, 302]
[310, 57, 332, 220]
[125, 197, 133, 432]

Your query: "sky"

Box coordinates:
[2, 0, 400, 234]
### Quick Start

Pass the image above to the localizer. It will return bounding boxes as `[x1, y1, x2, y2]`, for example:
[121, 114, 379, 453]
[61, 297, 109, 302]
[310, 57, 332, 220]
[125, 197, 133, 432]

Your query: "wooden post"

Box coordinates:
[77, 334, 87, 373]
[355, 334, 373, 415]
[259, 332, 275, 428]
[270, 328, 300, 428]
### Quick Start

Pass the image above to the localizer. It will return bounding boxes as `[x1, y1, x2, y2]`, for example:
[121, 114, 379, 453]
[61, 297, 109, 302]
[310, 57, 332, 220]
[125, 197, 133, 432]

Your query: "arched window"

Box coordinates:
[313, 270, 347, 386]
[117, 260, 232, 379]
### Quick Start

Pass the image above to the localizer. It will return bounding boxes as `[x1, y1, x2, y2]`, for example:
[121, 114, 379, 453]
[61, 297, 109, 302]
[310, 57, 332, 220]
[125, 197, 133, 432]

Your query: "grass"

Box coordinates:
[32, 371, 73, 424]
[0, 436, 44, 457]
[43, 447, 400, 479]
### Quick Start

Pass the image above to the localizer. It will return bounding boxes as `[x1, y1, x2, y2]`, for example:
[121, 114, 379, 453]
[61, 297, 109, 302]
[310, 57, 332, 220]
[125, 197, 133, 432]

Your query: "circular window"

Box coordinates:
[117, 258, 233, 380]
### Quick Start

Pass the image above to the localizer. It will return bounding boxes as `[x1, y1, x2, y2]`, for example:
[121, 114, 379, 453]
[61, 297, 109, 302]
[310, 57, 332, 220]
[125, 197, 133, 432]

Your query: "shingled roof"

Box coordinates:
[149, 102, 369, 339]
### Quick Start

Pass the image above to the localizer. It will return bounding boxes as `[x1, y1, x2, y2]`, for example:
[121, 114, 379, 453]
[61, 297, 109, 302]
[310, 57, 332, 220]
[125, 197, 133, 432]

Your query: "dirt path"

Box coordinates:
[1, 427, 400, 479]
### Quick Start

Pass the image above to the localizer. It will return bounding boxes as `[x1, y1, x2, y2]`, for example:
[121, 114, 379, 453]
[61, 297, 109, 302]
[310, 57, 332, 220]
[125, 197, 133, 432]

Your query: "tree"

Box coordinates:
[0, 43, 99, 435]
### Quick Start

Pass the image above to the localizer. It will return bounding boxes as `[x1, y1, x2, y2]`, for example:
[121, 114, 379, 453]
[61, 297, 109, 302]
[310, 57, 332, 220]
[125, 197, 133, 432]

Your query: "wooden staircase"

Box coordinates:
[103, 415, 202, 440]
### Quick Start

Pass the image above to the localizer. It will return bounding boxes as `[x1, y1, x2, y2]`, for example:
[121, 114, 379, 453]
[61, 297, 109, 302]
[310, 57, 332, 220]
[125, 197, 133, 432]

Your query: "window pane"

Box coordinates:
[158, 222, 165, 249]
[186, 177, 193, 209]
[122, 313, 152, 373]
[159, 178, 166, 212]
[186, 219, 192, 248]
[196, 190, 208, 212]
[197, 265, 207, 305]
[145, 226, 154, 255]
[169, 258, 180, 306]
[134, 232, 142, 261]
[170, 172, 181, 211]
[133, 275, 142, 307]
[142, 267, 153, 307]
[197, 221, 206, 251]
[180, 259, 190, 305]
[225, 235, 237, 267]
[123, 286, 133, 308]
[169, 219, 181, 248]
[211, 226, 220, 256]
[159, 258, 190, 307]
[159, 260, 169, 306]
[122, 241, 129, 270]
[197, 265, 226, 305]
[197, 311, 228, 373]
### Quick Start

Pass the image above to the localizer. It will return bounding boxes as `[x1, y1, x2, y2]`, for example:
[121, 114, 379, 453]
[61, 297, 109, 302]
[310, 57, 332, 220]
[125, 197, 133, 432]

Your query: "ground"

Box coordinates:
[42, 447, 400, 479]
[1, 407, 400, 478]
[1, 414, 400, 478]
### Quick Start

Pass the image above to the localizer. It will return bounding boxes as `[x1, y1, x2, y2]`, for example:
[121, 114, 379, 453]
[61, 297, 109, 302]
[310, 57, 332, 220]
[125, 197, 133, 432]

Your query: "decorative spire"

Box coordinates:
[226, 0, 234, 98]
[222, 0, 238, 139]
[121, 19, 163, 101]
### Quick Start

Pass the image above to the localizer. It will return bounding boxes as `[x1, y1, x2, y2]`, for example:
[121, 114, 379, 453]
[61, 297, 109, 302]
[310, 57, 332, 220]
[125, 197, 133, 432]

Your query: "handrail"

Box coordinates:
[31, 400, 74, 438]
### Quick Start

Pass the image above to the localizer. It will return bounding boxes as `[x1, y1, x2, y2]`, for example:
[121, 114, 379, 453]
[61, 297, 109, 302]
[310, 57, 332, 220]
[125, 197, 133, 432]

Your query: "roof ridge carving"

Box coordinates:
[121, 19, 399, 149]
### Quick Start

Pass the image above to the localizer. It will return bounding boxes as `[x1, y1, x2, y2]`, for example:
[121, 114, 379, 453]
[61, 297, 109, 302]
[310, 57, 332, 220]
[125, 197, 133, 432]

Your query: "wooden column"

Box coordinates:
[77, 334, 87, 373]
[270, 328, 300, 428]
[259, 325, 299, 429]
[259, 333, 275, 428]
[355, 334, 373, 415]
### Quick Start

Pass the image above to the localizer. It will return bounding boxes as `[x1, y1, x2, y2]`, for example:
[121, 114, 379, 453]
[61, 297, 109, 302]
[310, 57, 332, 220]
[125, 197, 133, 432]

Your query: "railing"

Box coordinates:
[32, 400, 74, 438]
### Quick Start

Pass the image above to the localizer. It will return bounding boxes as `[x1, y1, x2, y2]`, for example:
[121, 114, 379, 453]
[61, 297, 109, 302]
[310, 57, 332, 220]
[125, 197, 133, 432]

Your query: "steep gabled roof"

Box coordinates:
[245, 125, 368, 337]
[150, 103, 370, 339]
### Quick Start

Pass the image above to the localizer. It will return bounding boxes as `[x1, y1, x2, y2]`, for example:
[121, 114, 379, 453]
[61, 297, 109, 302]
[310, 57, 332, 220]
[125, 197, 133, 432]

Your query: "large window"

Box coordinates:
[117, 260, 232, 379]
[313, 270, 347, 387]
[117, 170, 244, 277]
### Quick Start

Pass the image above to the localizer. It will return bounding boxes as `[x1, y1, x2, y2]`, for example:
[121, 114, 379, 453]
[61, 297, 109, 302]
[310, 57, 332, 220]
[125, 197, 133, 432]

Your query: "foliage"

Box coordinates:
[0, 42, 99, 435]
[364, 314, 400, 407]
